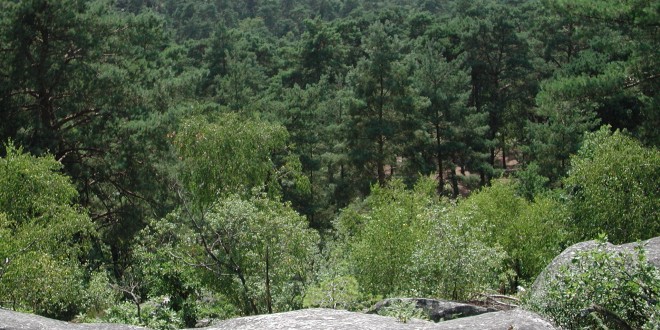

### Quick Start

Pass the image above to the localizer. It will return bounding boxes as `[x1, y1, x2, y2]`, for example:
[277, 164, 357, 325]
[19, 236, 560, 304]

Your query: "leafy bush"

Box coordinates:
[410, 214, 506, 300]
[303, 275, 363, 310]
[137, 192, 319, 316]
[452, 180, 568, 290]
[565, 126, 660, 243]
[334, 178, 505, 300]
[0, 143, 95, 320]
[526, 241, 660, 329]
[79, 271, 119, 320]
[101, 297, 183, 330]
[376, 299, 429, 323]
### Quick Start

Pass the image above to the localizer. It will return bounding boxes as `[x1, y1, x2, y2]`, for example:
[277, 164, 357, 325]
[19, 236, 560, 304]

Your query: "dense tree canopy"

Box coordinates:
[0, 143, 95, 319]
[0, 0, 658, 328]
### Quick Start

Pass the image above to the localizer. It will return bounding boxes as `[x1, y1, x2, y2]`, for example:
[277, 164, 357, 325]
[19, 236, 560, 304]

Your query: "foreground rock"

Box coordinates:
[368, 298, 498, 322]
[531, 236, 660, 300]
[1, 307, 556, 330]
[0, 308, 146, 330]
[197, 308, 556, 330]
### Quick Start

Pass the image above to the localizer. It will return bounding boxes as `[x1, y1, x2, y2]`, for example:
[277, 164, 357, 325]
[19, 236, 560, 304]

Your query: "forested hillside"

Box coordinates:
[0, 0, 658, 329]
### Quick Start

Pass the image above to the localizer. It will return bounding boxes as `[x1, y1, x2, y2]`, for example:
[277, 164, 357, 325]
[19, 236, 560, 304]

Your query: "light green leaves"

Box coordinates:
[566, 126, 660, 243]
[174, 112, 289, 208]
[0, 142, 95, 319]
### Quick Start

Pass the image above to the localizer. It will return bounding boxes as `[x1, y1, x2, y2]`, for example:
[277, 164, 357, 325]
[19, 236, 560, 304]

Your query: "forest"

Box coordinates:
[0, 0, 658, 329]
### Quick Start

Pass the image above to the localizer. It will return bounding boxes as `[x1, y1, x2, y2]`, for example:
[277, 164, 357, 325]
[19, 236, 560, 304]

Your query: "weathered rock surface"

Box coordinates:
[0, 308, 147, 330]
[1, 307, 556, 330]
[621, 236, 660, 267]
[368, 298, 498, 322]
[193, 308, 438, 330]
[195, 308, 556, 330]
[430, 309, 556, 330]
[531, 236, 660, 300]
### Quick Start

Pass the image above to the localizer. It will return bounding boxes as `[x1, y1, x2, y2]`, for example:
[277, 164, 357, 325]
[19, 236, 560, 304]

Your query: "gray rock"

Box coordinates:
[530, 236, 660, 301]
[192, 308, 439, 330]
[1, 306, 557, 330]
[194, 318, 212, 328]
[431, 309, 556, 330]
[620, 236, 660, 268]
[195, 308, 556, 330]
[368, 298, 498, 322]
[0, 308, 147, 330]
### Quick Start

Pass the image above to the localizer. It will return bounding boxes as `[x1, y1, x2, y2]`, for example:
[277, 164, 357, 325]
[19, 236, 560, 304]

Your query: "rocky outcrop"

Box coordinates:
[430, 309, 556, 330]
[530, 236, 660, 300]
[368, 298, 498, 322]
[1, 306, 556, 330]
[197, 308, 556, 330]
[0, 308, 146, 330]
[193, 308, 438, 330]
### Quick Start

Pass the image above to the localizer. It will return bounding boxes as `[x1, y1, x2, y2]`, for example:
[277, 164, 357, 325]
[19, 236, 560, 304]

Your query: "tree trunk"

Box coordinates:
[450, 170, 459, 198]
[377, 135, 386, 186]
[236, 267, 259, 315]
[377, 73, 386, 186]
[435, 122, 444, 194]
[265, 245, 273, 314]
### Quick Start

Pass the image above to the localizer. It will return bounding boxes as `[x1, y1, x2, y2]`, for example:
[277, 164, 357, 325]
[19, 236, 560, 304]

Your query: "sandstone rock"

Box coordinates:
[621, 236, 660, 268]
[530, 236, 660, 300]
[0, 308, 147, 330]
[190, 308, 439, 330]
[1, 306, 557, 330]
[430, 309, 556, 330]
[194, 308, 556, 330]
[368, 298, 498, 322]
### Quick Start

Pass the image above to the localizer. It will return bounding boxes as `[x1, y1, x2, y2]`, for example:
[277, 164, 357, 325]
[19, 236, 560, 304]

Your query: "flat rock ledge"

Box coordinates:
[198, 308, 556, 330]
[1, 307, 556, 330]
[0, 307, 147, 330]
[368, 298, 498, 322]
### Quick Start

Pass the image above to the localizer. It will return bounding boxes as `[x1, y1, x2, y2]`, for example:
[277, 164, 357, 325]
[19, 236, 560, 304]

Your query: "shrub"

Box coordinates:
[452, 180, 568, 290]
[565, 127, 660, 243]
[335, 178, 506, 300]
[376, 299, 428, 323]
[526, 241, 660, 329]
[303, 275, 362, 310]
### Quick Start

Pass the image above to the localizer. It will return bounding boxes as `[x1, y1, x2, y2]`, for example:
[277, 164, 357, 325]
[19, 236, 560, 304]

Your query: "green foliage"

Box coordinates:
[303, 275, 362, 310]
[345, 20, 427, 188]
[0, 0, 658, 324]
[452, 180, 568, 288]
[514, 162, 550, 201]
[194, 194, 320, 314]
[457, 0, 535, 174]
[101, 298, 183, 330]
[411, 212, 506, 300]
[526, 242, 660, 329]
[565, 127, 660, 243]
[82, 271, 120, 318]
[343, 179, 437, 295]
[0, 143, 95, 319]
[410, 37, 486, 196]
[377, 299, 428, 323]
[336, 178, 505, 300]
[142, 193, 320, 316]
[174, 112, 289, 208]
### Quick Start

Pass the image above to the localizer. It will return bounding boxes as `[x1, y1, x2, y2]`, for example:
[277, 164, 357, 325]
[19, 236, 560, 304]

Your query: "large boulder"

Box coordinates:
[195, 308, 556, 330]
[193, 308, 438, 330]
[530, 236, 660, 300]
[1, 307, 556, 330]
[430, 309, 556, 330]
[368, 298, 498, 322]
[0, 308, 146, 330]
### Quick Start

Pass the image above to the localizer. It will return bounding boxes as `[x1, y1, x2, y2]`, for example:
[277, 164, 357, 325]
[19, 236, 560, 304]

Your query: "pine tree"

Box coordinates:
[345, 21, 424, 190]
[411, 37, 487, 196]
